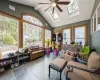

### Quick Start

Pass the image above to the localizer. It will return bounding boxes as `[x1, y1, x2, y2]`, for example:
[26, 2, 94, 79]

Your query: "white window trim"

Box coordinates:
[91, 2, 100, 35]
[48, 10, 60, 22]
[63, 28, 71, 44]
[67, 0, 80, 17]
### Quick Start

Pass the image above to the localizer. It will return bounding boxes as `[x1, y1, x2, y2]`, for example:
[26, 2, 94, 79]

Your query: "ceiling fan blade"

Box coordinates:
[38, 3, 51, 4]
[55, 0, 59, 2]
[44, 6, 52, 12]
[56, 5, 62, 12]
[52, 7, 55, 14]
[57, 2, 70, 5]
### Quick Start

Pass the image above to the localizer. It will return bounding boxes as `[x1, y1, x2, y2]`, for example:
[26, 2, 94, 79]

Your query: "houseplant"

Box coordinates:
[77, 46, 90, 64]
[45, 39, 51, 55]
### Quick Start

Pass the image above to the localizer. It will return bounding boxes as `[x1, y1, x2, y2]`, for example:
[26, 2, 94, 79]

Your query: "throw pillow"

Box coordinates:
[88, 52, 100, 70]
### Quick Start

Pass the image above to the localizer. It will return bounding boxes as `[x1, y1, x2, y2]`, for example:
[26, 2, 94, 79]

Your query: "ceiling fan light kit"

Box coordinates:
[52, 2, 56, 7]
[38, 0, 70, 14]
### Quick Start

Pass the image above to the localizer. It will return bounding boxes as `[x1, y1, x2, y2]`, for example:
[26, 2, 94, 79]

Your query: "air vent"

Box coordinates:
[9, 5, 15, 11]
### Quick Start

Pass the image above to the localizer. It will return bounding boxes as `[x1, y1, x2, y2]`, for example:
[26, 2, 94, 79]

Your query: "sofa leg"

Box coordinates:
[48, 65, 50, 77]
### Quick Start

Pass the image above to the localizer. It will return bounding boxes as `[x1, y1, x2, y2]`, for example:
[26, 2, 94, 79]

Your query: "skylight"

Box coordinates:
[68, 0, 79, 17]
[49, 10, 60, 22]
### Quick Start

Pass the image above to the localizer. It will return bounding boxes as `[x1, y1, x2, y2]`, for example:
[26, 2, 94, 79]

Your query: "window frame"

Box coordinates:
[91, 2, 100, 34]
[22, 13, 52, 48]
[67, 0, 79, 15]
[0, 11, 20, 51]
[48, 10, 60, 22]
[62, 27, 72, 44]
[45, 29, 52, 48]
[22, 14, 44, 47]
[73, 24, 88, 45]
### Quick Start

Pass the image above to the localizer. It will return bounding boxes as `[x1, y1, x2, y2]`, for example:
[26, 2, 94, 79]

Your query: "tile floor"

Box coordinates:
[0, 53, 66, 80]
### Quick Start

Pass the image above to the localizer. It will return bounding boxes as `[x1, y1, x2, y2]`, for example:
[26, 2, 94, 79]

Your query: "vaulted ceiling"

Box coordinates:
[10, 0, 95, 27]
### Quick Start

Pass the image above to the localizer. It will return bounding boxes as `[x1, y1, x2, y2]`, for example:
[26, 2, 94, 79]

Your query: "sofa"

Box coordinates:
[64, 52, 100, 80]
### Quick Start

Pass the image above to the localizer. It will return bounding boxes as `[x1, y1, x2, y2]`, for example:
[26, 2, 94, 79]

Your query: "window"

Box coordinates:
[98, 6, 100, 30]
[94, 13, 96, 32]
[0, 14, 19, 52]
[91, 2, 100, 34]
[45, 29, 51, 47]
[91, 18, 94, 34]
[23, 15, 43, 26]
[63, 28, 71, 44]
[49, 10, 60, 21]
[75, 26, 86, 45]
[68, 0, 79, 17]
[23, 15, 43, 47]
[23, 22, 42, 47]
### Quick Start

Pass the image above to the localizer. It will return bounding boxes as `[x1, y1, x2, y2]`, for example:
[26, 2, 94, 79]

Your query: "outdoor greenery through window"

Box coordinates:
[45, 29, 51, 48]
[23, 15, 43, 47]
[0, 14, 19, 52]
[23, 15, 43, 26]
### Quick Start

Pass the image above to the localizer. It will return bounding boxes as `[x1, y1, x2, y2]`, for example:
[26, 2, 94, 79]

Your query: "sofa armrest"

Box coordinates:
[67, 64, 100, 74]
[64, 54, 75, 62]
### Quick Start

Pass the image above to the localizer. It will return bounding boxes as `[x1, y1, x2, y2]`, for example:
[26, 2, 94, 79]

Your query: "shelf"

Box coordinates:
[0, 61, 18, 68]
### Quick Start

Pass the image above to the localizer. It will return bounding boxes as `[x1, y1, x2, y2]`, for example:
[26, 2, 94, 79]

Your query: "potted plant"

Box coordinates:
[81, 46, 90, 59]
[53, 43, 59, 56]
[45, 39, 51, 55]
[45, 39, 51, 48]
[77, 46, 90, 64]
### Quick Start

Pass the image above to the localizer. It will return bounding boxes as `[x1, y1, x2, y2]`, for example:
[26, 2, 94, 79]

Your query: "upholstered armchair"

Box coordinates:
[64, 52, 100, 80]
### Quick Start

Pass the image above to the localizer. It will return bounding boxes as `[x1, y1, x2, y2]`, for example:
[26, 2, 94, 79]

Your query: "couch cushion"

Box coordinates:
[50, 58, 67, 70]
[66, 61, 93, 80]
[88, 52, 100, 70]
[67, 61, 88, 69]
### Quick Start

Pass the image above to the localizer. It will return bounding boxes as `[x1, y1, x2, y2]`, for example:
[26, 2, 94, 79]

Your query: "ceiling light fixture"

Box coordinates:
[52, 3, 56, 7]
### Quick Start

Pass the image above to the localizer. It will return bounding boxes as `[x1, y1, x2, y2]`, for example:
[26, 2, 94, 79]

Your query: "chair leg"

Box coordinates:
[48, 65, 50, 77]
[60, 71, 61, 80]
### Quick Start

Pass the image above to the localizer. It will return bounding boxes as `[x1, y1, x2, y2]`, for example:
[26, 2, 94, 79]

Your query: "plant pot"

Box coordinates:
[46, 48, 50, 55]
[53, 49, 59, 56]
[77, 57, 87, 65]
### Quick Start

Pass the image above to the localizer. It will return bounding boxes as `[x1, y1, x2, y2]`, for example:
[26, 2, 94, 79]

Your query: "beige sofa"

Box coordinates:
[64, 52, 100, 80]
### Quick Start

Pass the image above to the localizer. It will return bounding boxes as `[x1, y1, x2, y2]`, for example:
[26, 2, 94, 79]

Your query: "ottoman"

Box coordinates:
[49, 58, 67, 80]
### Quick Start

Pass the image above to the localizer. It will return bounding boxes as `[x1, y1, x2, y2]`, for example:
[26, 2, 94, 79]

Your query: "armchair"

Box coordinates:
[65, 52, 100, 80]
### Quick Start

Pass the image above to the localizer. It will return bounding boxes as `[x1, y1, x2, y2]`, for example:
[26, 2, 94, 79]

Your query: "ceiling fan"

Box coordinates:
[38, 0, 70, 14]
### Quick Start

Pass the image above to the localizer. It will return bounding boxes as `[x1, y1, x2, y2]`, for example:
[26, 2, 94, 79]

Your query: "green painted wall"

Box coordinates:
[91, 0, 100, 17]
[91, 0, 100, 53]
[53, 20, 91, 45]
[0, 0, 52, 29]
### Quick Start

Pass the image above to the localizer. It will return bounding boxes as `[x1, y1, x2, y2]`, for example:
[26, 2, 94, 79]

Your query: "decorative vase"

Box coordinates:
[46, 48, 50, 55]
[54, 49, 59, 56]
